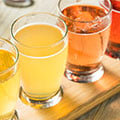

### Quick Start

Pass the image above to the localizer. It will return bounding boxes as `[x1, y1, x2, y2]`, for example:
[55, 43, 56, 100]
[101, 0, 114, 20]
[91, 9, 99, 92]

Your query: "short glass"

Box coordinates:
[58, 0, 112, 83]
[106, 0, 120, 59]
[3, 0, 34, 7]
[11, 13, 68, 108]
[0, 38, 19, 120]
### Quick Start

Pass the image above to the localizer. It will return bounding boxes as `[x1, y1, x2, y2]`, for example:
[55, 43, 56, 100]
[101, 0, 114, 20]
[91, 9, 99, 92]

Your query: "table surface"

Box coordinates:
[78, 93, 120, 120]
[0, 0, 120, 120]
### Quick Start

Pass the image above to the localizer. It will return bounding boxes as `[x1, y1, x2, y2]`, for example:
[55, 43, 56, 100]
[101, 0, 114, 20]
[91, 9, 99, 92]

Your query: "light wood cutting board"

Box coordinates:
[16, 56, 120, 120]
[0, 0, 120, 119]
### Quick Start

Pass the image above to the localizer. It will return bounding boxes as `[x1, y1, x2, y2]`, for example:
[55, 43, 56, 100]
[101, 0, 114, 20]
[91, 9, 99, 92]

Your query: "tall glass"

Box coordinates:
[58, 0, 112, 83]
[3, 0, 33, 7]
[11, 13, 68, 108]
[106, 0, 120, 59]
[0, 38, 19, 120]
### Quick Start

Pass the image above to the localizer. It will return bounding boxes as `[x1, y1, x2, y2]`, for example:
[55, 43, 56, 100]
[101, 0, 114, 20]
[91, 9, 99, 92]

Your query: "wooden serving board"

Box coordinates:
[16, 55, 120, 120]
[0, 0, 120, 119]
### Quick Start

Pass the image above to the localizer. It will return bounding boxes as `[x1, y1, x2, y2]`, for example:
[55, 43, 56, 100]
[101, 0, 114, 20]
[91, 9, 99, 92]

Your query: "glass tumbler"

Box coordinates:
[58, 0, 112, 83]
[106, 0, 120, 59]
[3, 0, 33, 7]
[0, 38, 19, 120]
[11, 12, 68, 108]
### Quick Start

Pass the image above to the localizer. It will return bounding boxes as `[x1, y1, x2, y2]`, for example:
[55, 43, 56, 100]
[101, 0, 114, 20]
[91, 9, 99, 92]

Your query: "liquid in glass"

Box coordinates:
[58, 0, 112, 82]
[15, 24, 67, 98]
[106, 0, 120, 58]
[0, 49, 19, 120]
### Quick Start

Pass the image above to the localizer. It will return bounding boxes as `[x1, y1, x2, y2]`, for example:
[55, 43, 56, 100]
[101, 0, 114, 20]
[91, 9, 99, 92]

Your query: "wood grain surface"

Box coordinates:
[78, 92, 120, 120]
[15, 55, 120, 120]
[0, 0, 120, 120]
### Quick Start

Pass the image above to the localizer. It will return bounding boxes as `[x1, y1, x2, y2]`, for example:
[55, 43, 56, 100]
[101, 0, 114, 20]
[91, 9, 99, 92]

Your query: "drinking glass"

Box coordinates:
[3, 0, 33, 7]
[106, 0, 120, 59]
[0, 38, 19, 120]
[11, 12, 68, 108]
[58, 0, 112, 83]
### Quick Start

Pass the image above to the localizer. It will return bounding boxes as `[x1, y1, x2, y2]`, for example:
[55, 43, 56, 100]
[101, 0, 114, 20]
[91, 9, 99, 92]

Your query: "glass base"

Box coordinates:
[11, 110, 19, 120]
[106, 48, 120, 59]
[106, 42, 120, 59]
[0, 110, 19, 120]
[65, 65, 104, 83]
[3, 0, 34, 7]
[19, 87, 63, 108]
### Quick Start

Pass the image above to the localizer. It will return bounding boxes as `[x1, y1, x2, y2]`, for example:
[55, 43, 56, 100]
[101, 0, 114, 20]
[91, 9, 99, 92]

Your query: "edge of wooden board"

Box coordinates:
[60, 84, 120, 120]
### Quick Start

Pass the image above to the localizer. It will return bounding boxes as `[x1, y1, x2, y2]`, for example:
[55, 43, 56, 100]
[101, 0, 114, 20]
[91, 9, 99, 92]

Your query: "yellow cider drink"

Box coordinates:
[0, 50, 19, 119]
[15, 24, 67, 98]
[11, 13, 68, 108]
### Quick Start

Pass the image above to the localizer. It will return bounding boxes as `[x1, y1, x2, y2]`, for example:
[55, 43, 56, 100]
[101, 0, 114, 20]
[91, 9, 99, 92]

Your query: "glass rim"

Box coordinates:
[57, 0, 112, 23]
[11, 12, 68, 48]
[112, 8, 120, 13]
[0, 37, 19, 74]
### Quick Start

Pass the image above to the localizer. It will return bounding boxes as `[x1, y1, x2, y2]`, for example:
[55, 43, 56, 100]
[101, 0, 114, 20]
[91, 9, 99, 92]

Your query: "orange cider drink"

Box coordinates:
[58, 0, 112, 83]
[106, 0, 120, 59]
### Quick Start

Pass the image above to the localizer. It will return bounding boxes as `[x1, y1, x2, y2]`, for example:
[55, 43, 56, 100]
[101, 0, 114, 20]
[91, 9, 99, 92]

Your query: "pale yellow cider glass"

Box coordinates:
[0, 38, 19, 120]
[11, 13, 68, 108]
